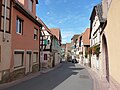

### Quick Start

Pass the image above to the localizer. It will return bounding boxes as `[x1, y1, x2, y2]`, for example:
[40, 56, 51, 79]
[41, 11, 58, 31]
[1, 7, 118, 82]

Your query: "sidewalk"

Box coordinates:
[0, 63, 62, 90]
[81, 64, 120, 90]
[86, 67, 109, 90]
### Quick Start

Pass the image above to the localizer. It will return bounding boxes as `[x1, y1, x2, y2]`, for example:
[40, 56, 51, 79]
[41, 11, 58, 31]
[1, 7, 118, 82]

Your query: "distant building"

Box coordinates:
[38, 18, 53, 68]
[65, 43, 71, 61]
[50, 28, 62, 66]
[82, 28, 90, 66]
[61, 44, 66, 59]
[71, 34, 80, 60]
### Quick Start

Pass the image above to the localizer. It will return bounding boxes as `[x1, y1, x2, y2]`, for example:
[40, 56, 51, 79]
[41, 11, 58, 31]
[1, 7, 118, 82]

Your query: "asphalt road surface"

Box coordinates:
[3, 61, 93, 90]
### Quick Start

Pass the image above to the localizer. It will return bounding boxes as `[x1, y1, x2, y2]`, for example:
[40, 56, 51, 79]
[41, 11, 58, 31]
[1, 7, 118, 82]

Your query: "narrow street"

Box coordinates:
[3, 62, 93, 90]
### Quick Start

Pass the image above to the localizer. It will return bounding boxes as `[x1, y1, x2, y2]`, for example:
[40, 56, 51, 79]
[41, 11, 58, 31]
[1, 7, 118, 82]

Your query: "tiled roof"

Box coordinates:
[50, 28, 61, 41]
[37, 17, 52, 34]
[96, 3, 106, 23]
[90, 3, 105, 22]
[89, 3, 106, 39]
[82, 28, 90, 45]
[71, 34, 80, 43]
[61, 44, 66, 48]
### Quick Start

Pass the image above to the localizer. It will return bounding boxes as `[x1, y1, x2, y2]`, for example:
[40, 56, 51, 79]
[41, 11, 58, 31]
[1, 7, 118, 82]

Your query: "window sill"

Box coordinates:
[14, 66, 25, 71]
[16, 32, 22, 35]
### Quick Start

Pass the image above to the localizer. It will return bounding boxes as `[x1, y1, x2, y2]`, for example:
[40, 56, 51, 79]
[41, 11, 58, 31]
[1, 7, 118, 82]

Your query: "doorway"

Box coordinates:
[102, 34, 109, 82]
[26, 51, 32, 73]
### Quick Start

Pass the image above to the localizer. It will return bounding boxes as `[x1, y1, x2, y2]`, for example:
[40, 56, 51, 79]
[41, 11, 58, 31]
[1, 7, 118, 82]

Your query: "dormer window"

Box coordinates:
[28, 0, 33, 12]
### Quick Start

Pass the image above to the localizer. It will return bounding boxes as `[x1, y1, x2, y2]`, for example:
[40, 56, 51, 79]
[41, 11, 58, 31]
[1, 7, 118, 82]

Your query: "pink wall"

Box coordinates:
[10, 8, 40, 68]
[17, 0, 37, 17]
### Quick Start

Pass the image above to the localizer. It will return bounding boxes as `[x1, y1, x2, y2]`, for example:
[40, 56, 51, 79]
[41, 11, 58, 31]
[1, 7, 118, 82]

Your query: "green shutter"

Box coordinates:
[44, 39, 48, 45]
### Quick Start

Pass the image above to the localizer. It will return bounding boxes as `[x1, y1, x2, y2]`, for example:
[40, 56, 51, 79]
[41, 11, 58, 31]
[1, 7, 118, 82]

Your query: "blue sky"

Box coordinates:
[36, 0, 101, 44]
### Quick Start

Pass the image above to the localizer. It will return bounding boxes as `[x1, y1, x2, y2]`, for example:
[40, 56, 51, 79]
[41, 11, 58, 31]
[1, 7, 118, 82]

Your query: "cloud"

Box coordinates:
[47, 12, 50, 15]
[61, 31, 75, 44]
[45, 0, 51, 5]
[62, 32, 74, 39]
[63, 0, 67, 3]
[58, 16, 71, 24]
[85, 2, 97, 10]
[47, 23, 56, 28]
[62, 39, 67, 43]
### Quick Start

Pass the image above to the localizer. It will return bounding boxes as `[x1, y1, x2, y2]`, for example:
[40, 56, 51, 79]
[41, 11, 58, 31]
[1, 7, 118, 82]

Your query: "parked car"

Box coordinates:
[67, 59, 72, 62]
[72, 59, 78, 63]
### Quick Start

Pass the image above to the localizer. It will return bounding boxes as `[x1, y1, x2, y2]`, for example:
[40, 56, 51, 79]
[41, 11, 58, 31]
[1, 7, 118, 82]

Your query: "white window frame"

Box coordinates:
[34, 28, 38, 40]
[16, 17, 23, 35]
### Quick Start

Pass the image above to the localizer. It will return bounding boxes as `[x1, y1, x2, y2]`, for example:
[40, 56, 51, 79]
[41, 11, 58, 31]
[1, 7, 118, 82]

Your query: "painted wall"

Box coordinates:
[0, 0, 12, 81]
[104, 0, 120, 84]
[11, 8, 40, 69]
[0, 33, 11, 80]
[17, 0, 37, 17]
[52, 37, 61, 65]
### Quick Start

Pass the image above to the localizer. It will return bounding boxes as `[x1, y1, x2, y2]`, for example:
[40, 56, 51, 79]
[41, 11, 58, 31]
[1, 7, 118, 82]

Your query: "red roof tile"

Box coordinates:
[82, 28, 90, 45]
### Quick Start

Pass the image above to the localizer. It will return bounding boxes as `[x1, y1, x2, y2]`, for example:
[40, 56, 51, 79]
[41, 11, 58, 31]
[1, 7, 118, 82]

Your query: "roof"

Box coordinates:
[71, 34, 80, 43]
[82, 28, 90, 45]
[90, 3, 105, 22]
[78, 33, 83, 41]
[50, 28, 61, 41]
[61, 44, 66, 49]
[89, 3, 106, 39]
[36, 17, 52, 34]
[36, 0, 38, 4]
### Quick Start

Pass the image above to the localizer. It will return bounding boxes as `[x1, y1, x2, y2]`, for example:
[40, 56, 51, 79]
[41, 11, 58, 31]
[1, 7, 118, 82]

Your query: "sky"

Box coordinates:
[36, 0, 101, 44]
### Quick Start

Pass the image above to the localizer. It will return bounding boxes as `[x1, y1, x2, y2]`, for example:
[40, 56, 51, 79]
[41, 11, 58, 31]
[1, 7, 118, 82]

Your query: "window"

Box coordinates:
[33, 52, 38, 63]
[16, 17, 23, 34]
[43, 39, 48, 45]
[44, 54, 47, 60]
[34, 28, 38, 40]
[28, 0, 33, 12]
[1, 0, 11, 33]
[48, 40, 50, 44]
[18, 0, 24, 5]
[14, 51, 24, 68]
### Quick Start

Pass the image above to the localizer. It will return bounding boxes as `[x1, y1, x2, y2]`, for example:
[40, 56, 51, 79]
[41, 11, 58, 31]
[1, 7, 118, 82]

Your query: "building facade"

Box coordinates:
[71, 34, 80, 60]
[0, 0, 43, 83]
[0, 0, 12, 82]
[102, 0, 120, 88]
[90, 3, 106, 74]
[82, 28, 90, 67]
[65, 43, 71, 61]
[50, 28, 62, 67]
[61, 44, 66, 60]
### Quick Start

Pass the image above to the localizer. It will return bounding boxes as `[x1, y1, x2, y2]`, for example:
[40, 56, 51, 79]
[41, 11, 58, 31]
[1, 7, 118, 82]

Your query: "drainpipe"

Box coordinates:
[3, 0, 7, 42]
[39, 28, 43, 71]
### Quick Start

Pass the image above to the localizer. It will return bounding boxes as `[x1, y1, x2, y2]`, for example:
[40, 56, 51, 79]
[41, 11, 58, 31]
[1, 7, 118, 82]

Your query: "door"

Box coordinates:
[102, 34, 109, 82]
[26, 51, 32, 73]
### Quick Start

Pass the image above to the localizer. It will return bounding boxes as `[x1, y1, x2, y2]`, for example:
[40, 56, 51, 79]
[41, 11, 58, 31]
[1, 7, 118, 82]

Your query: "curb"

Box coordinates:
[79, 64, 104, 90]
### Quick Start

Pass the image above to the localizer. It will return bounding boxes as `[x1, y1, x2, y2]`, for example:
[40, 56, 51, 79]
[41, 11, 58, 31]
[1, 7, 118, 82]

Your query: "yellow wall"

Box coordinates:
[105, 0, 120, 84]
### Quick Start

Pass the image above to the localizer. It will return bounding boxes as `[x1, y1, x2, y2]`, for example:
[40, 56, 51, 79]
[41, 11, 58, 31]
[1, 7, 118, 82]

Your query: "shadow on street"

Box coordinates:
[3, 61, 90, 90]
